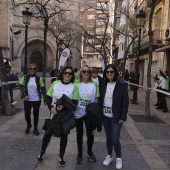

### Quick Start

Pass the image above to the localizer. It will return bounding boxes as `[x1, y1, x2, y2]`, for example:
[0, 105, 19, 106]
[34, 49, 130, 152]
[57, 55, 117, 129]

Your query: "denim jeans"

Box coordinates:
[103, 116, 122, 158]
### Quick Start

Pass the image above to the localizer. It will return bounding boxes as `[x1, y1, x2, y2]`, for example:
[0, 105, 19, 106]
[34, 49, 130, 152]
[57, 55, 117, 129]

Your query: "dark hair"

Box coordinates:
[74, 68, 78, 73]
[60, 66, 75, 83]
[103, 64, 119, 82]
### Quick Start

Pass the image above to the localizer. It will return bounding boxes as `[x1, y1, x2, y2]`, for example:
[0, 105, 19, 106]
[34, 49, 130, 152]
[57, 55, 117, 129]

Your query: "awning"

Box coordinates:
[155, 45, 170, 52]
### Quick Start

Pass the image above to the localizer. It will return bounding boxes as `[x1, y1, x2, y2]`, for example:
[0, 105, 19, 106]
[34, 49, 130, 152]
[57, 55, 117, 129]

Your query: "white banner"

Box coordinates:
[98, 54, 105, 71]
[58, 48, 70, 69]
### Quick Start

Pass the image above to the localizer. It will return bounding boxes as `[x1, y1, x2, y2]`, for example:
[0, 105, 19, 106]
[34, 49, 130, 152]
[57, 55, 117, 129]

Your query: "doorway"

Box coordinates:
[31, 51, 43, 72]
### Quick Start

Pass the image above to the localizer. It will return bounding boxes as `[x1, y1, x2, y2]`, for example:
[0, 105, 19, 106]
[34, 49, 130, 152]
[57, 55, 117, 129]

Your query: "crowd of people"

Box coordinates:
[26, 63, 128, 170]
[1, 58, 169, 169]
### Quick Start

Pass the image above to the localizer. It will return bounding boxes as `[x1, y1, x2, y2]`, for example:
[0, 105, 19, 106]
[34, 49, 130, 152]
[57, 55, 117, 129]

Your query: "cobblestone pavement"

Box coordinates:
[0, 80, 170, 170]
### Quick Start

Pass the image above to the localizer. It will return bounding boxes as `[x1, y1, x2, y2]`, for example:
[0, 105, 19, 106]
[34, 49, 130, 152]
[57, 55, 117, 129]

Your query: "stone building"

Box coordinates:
[0, 0, 81, 75]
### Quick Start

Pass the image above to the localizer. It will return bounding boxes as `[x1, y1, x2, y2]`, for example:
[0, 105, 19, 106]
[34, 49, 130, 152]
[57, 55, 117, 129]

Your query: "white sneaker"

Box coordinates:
[116, 158, 122, 169]
[103, 155, 113, 166]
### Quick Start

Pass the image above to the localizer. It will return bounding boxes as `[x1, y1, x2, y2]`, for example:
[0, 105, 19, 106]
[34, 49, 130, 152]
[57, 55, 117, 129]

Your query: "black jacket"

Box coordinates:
[46, 94, 77, 137]
[86, 102, 103, 131]
[99, 79, 129, 123]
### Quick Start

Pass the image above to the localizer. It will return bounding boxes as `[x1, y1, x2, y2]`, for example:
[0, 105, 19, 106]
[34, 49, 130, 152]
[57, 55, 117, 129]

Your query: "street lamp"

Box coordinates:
[132, 9, 145, 104]
[22, 7, 32, 75]
[136, 9, 145, 72]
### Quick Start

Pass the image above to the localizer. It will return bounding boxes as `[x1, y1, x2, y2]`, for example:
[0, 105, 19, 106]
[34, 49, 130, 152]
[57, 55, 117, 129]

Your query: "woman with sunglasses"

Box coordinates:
[38, 66, 78, 167]
[99, 64, 129, 169]
[75, 65, 99, 164]
[19, 63, 46, 136]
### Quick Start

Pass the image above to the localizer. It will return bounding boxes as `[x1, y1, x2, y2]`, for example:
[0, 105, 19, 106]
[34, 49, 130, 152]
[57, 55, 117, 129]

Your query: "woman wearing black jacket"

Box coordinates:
[37, 66, 78, 167]
[99, 64, 129, 169]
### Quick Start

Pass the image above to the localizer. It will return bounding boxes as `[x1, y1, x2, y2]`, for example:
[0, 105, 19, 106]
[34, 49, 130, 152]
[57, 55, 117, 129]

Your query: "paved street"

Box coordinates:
[0, 79, 170, 170]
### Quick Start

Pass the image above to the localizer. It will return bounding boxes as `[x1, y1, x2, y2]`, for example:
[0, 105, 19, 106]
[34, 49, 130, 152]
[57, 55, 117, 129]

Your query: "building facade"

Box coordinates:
[0, 0, 81, 75]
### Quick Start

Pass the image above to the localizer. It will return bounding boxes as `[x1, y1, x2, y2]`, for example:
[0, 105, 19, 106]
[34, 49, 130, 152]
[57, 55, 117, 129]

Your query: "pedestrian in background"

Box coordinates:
[49, 67, 57, 83]
[38, 66, 78, 167]
[19, 63, 46, 136]
[5, 65, 15, 103]
[99, 64, 129, 169]
[98, 68, 103, 78]
[92, 67, 103, 92]
[75, 65, 99, 164]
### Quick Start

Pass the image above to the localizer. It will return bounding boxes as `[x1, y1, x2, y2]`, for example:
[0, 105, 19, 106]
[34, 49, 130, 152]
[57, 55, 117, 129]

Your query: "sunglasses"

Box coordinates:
[63, 72, 73, 75]
[82, 70, 91, 74]
[106, 70, 114, 74]
[29, 68, 36, 70]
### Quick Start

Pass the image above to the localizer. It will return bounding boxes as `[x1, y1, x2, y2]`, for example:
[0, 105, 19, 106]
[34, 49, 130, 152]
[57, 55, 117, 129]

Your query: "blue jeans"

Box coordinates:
[103, 116, 122, 158]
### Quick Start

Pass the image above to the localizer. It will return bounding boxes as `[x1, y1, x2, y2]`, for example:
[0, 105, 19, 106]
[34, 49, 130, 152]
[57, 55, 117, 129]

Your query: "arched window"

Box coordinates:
[31, 51, 43, 72]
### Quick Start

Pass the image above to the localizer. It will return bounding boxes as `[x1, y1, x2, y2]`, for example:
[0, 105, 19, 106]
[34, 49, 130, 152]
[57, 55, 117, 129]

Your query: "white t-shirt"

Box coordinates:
[103, 82, 116, 118]
[27, 77, 39, 101]
[159, 77, 166, 89]
[50, 82, 75, 107]
[75, 82, 98, 119]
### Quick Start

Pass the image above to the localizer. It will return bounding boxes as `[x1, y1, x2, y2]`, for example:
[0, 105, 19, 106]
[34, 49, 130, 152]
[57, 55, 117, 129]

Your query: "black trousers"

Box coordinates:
[41, 132, 68, 156]
[76, 115, 94, 155]
[24, 101, 41, 129]
[132, 88, 138, 102]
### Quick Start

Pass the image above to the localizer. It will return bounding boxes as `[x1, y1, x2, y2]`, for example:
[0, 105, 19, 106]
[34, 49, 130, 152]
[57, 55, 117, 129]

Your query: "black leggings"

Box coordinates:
[41, 132, 68, 156]
[24, 101, 41, 129]
[76, 116, 94, 155]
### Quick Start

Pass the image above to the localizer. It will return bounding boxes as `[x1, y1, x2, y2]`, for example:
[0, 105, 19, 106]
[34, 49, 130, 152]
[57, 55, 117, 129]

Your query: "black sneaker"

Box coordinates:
[25, 125, 32, 134]
[59, 155, 66, 167]
[33, 129, 40, 136]
[76, 154, 83, 164]
[38, 151, 45, 163]
[87, 152, 96, 162]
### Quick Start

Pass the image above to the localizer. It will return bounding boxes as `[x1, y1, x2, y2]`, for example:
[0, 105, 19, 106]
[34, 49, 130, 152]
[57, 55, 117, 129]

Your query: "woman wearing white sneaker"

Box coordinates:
[99, 64, 129, 169]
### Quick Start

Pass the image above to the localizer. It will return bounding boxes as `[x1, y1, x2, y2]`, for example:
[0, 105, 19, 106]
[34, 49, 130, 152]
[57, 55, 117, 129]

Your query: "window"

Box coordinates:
[88, 7, 95, 11]
[80, 0, 84, 3]
[85, 47, 94, 51]
[97, 3, 107, 9]
[96, 28, 105, 34]
[118, 0, 122, 8]
[98, 14, 106, 18]
[116, 17, 120, 25]
[88, 0, 96, 2]
[87, 31, 95, 35]
[80, 7, 84, 11]
[87, 23, 95, 27]
[96, 20, 105, 26]
[80, 15, 84, 19]
[87, 15, 95, 19]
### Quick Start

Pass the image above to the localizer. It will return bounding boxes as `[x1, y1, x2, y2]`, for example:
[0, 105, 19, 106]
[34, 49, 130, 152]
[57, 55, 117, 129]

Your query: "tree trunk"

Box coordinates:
[145, 0, 156, 118]
[0, 47, 9, 114]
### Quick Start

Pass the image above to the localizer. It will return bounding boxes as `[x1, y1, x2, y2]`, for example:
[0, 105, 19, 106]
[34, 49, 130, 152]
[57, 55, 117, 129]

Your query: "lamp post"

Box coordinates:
[132, 9, 145, 104]
[69, 51, 72, 66]
[22, 8, 32, 75]
[136, 9, 145, 74]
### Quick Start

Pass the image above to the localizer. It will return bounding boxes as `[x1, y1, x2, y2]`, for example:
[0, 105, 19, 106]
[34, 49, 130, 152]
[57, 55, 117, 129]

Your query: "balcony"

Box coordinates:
[132, 29, 164, 53]
[147, 0, 163, 7]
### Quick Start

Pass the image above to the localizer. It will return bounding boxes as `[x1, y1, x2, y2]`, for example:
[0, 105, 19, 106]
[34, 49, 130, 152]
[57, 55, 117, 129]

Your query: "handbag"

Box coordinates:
[42, 112, 52, 131]
[42, 118, 51, 131]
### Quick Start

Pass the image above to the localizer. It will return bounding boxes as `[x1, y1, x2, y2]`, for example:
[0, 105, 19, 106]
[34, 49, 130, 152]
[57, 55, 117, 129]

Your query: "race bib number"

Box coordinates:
[78, 99, 91, 108]
[104, 106, 112, 114]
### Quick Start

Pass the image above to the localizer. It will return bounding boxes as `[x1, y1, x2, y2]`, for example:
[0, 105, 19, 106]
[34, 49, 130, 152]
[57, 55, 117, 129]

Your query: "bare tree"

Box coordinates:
[145, 0, 156, 118]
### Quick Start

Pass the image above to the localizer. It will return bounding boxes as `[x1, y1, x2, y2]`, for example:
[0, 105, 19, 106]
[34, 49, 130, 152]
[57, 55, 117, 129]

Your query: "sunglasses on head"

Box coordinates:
[82, 70, 91, 74]
[29, 68, 36, 70]
[106, 70, 114, 74]
[63, 72, 73, 75]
